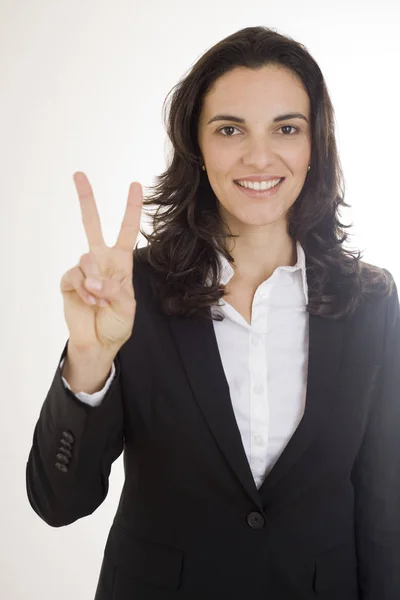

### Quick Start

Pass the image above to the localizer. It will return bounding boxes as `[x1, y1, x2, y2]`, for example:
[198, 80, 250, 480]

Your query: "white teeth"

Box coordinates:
[236, 178, 282, 191]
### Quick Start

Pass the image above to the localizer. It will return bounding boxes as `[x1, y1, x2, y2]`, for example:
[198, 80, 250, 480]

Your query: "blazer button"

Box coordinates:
[62, 431, 75, 444]
[58, 447, 72, 459]
[60, 439, 72, 450]
[247, 511, 265, 529]
[56, 453, 69, 465]
[55, 462, 68, 472]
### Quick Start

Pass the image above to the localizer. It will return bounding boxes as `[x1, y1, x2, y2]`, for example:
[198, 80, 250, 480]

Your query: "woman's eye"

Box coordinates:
[217, 126, 240, 136]
[280, 125, 299, 135]
[217, 125, 299, 136]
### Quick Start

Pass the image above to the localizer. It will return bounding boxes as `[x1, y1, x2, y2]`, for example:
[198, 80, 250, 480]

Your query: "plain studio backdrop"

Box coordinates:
[1, 1, 399, 598]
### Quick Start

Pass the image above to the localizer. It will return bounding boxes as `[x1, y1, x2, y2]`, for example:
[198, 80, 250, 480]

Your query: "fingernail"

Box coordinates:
[86, 278, 102, 291]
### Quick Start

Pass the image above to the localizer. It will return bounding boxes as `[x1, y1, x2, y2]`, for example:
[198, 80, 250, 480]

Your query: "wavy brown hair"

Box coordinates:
[136, 26, 393, 322]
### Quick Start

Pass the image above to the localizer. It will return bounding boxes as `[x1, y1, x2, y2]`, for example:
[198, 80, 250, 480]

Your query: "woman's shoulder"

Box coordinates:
[359, 259, 396, 300]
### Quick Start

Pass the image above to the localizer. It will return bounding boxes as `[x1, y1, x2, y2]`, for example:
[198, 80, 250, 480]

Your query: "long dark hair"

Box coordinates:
[137, 26, 393, 322]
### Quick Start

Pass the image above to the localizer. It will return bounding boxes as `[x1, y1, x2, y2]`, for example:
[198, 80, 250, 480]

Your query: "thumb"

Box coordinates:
[85, 277, 135, 317]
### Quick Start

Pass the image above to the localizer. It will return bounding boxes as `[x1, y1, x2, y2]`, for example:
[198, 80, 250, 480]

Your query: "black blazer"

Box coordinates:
[26, 247, 400, 600]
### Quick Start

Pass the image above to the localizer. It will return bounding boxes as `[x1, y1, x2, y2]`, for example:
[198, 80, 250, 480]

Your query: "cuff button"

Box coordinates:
[58, 447, 72, 459]
[56, 453, 70, 465]
[61, 431, 75, 444]
[55, 462, 68, 472]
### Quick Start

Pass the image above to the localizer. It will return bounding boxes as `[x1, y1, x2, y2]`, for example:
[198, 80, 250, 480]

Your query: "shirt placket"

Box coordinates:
[249, 282, 270, 481]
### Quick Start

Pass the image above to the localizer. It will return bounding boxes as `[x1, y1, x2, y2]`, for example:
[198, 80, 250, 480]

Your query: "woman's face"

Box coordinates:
[198, 65, 312, 234]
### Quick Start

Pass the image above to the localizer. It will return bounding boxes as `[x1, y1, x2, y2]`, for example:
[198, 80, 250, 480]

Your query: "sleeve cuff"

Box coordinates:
[59, 357, 116, 407]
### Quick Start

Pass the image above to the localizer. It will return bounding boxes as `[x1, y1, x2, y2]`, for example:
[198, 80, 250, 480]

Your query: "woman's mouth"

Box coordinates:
[234, 177, 285, 198]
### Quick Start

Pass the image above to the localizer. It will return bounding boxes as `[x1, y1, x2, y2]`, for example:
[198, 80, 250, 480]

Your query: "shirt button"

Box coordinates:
[253, 384, 264, 395]
[253, 434, 264, 446]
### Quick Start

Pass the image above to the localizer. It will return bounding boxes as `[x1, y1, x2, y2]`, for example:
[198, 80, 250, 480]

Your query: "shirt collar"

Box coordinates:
[215, 240, 308, 304]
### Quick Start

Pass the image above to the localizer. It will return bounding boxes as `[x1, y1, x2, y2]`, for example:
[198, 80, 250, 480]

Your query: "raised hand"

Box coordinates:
[60, 172, 143, 356]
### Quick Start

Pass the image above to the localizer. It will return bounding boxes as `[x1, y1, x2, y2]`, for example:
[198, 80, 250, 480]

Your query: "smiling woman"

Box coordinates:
[25, 24, 399, 600]
[137, 26, 393, 321]
[197, 64, 312, 249]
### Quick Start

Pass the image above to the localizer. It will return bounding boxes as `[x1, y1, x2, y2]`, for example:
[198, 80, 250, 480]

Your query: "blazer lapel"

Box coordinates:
[168, 310, 263, 508]
[257, 311, 346, 502]
[168, 304, 347, 509]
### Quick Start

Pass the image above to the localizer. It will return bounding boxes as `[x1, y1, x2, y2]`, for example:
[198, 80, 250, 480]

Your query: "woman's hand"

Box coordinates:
[60, 172, 143, 356]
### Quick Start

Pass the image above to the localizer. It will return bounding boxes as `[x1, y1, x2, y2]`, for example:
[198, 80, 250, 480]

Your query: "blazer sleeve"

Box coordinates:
[25, 339, 125, 527]
[351, 275, 400, 599]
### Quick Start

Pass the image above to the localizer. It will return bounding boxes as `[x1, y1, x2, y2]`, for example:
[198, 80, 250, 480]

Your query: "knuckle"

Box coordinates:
[79, 253, 91, 270]
[61, 266, 87, 296]
[69, 266, 84, 288]
[79, 252, 101, 276]
[73, 265, 84, 281]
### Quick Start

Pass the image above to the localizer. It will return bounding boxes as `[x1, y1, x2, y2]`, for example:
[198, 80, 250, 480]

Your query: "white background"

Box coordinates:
[1, 0, 399, 598]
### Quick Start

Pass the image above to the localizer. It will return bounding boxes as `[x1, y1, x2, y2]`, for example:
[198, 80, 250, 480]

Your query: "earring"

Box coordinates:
[307, 165, 311, 171]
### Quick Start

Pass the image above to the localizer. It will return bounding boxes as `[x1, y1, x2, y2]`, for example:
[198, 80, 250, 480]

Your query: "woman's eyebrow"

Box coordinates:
[207, 112, 309, 125]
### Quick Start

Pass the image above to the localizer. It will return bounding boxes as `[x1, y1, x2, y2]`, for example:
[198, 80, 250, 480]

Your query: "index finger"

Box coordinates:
[73, 172, 106, 250]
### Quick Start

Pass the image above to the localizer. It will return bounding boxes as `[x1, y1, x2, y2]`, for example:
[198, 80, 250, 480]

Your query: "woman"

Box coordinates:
[26, 26, 399, 599]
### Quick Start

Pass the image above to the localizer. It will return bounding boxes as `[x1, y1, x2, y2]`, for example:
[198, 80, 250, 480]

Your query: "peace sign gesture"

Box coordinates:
[60, 172, 143, 356]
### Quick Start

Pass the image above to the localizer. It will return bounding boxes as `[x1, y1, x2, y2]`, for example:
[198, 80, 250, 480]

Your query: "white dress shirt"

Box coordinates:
[60, 241, 309, 489]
